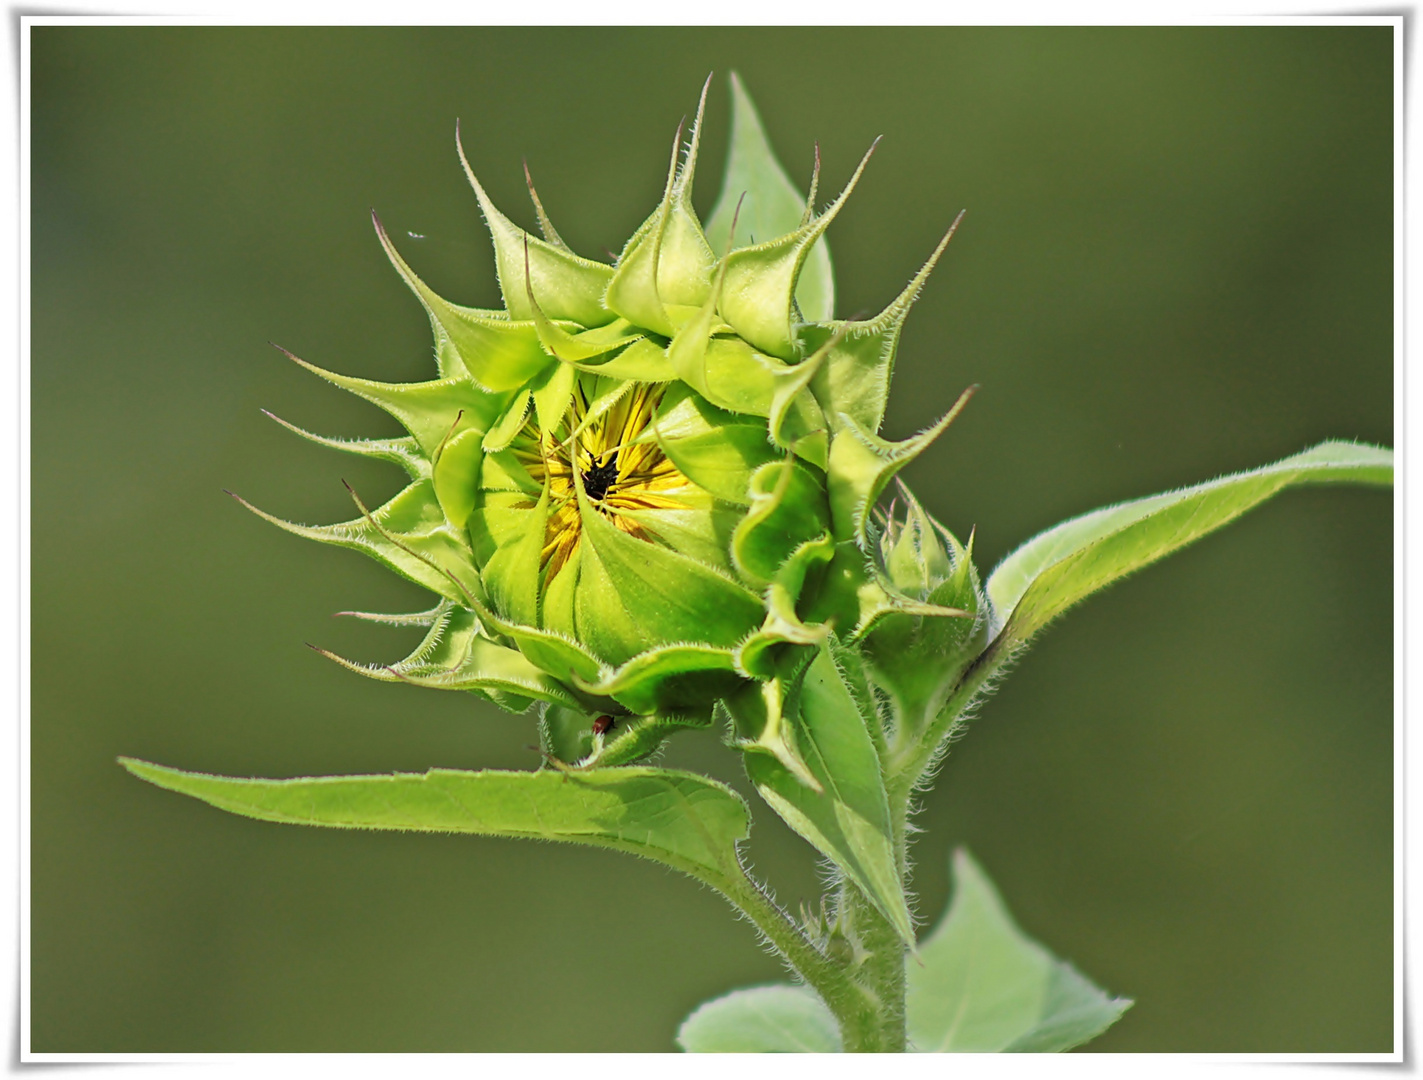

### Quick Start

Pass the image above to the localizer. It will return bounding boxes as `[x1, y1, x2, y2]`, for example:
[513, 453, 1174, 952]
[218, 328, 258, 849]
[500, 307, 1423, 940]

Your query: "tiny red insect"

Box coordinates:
[592, 715, 616, 737]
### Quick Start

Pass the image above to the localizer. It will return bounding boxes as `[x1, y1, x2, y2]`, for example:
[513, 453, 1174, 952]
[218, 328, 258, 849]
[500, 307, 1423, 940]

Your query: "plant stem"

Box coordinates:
[886, 636, 1008, 805]
[714, 869, 888, 1047]
[833, 879, 908, 1051]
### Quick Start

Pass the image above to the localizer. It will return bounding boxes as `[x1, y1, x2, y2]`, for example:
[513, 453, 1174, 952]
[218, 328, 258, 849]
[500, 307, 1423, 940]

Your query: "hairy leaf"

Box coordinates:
[907, 850, 1130, 1052]
[677, 985, 841, 1052]
[743, 647, 914, 943]
[986, 440, 1393, 646]
[121, 759, 750, 889]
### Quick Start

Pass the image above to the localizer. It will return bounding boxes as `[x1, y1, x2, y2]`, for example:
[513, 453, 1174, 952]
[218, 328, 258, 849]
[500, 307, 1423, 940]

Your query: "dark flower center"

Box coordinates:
[582, 454, 620, 501]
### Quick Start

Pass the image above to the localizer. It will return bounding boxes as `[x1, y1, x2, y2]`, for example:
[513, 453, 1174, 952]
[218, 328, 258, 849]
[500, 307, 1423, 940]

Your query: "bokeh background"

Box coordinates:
[30, 26, 1393, 1052]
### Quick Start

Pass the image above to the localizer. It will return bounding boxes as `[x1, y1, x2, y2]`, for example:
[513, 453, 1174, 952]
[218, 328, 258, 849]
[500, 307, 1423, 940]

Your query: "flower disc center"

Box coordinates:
[582, 453, 620, 501]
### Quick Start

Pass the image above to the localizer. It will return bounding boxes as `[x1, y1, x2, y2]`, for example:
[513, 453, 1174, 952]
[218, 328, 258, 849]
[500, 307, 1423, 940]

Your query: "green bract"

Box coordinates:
[126, 72, 1392, 1054]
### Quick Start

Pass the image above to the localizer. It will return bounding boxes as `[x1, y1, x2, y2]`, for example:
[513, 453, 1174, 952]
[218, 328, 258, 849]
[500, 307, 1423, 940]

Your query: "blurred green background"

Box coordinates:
[30, 26, 1393, 1052]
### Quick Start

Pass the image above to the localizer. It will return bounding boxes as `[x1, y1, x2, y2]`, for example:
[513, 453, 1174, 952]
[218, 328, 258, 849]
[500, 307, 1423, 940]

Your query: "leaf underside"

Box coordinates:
[120, 758, 750, 890]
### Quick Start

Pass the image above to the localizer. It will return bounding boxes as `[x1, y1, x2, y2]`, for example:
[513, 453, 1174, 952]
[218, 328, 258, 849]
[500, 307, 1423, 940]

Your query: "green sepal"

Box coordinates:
[731, 457, 831, 588]
[648, 385, 780, 505]
[665, 270, 825, 437]
[312, 603, 580, 710]
[736, 533, 837, 679]
[801, 212, 964, 434]
[612, 499, 741, 573]
[230, 480, 479, 606]
[573, 642, 743, 715]
[481, 389, 532, 453]
[526, 276, 644, 363]
[741, 645, 915, 944]
[704, 72, 834, 323]
[766, 330, 835, 468]
[481, 486, 548, 627]
[520, 160, 570, 251]
[280, 346, 501, 458]
[718, 139, 878, 360]
[576, 708, 716, 769]
[481, 611, 605, 689]
[431, 427, 485, 529]
[373, 213, 554, 392]
[576, 338, 677, 382]
[262, 410, 430, 481]
[606, 85, 716, 335]
[333, 603, 446, 627]
[827, 385, 974, 545]
[722, 664, 820, 791]
[530, 357, 577, 433]
[539, 703, 600, 765]
[457, 127, 615, 328]
[574, 479, 767, 664]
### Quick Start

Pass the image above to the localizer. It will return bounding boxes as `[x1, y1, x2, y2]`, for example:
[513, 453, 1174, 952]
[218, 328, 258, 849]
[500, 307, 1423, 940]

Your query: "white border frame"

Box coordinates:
[10, 8, 1407, 1076]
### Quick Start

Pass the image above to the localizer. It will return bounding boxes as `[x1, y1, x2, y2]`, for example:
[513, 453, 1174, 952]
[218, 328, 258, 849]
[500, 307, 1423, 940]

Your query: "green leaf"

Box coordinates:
[742, 646, 914, 943]
[986, 440, 1394, 647]
[731, 457, 832, 587]
[121, 759, 751, 890]
[705, 73, 834, 323]
[907, 850, 1130, 1052]
[677, 985, 842, 1052]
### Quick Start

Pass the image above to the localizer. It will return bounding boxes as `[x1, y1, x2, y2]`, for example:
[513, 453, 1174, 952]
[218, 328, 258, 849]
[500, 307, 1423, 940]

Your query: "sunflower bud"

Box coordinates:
[243, 74, 976, 795]
[860, 486, 988, 738]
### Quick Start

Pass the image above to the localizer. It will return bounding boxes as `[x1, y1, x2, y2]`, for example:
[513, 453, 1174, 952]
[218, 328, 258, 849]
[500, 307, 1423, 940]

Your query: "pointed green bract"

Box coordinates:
[803, 212, 964, 435]
[718, 141, 877, 360]
[705, 72, 834, 323]
[315, 606, 581, 711]
[827, 387, 974, 544]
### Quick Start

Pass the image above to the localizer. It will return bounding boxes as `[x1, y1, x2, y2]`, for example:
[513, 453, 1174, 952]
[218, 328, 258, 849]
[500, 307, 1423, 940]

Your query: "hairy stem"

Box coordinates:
[886, 635, 1009, 805]
[833, 879, 908, 1051]
[713, 868, 885, 1045]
